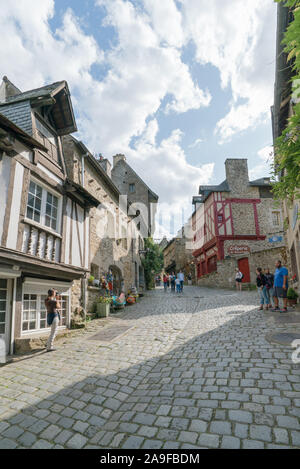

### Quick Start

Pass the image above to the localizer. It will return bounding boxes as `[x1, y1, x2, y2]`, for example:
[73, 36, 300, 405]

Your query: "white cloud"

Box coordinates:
[0, 0, 276, 236]
[188, 138, 204, 148]
[249, 145, 273, 180]
[179, 0, 276, 143]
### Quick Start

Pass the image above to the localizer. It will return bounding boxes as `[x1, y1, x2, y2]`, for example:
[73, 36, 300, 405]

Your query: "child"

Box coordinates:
[176, 277, 181, 293]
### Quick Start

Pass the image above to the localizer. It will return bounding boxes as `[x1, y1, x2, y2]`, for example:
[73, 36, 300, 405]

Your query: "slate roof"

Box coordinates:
[249, 177, 272, 187]
[0, 79, 77, 136]
[196, 180, 230, 203]
[1, 81, 65, 105]
[0, 112, 48, 152]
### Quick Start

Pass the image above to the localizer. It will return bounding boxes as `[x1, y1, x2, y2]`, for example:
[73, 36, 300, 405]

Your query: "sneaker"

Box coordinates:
[280, 308, 288, 313]
[259, 306, 263, 311]
[271, 307, 280, 312]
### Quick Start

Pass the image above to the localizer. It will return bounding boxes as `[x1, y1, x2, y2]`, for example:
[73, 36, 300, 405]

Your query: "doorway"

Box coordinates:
[238, 258, 251, 283]
[0, 279, 12, 354]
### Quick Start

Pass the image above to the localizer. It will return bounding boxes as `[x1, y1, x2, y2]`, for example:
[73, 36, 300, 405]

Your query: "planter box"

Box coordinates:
[96, 303, 110, 318]
[287, 298, 298, 307]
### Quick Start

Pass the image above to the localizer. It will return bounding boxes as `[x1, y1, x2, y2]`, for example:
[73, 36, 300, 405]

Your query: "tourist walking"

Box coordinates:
[175, 277, 181, 294]
[45, 289, 61, 352]
[235, 268, 243, 291]
[188, 273, 192, 286]
[178, 270, 184, 292]
[256, 268, 269, 310]
[264, 268, 274, 308]
[272, 260, 289, 313]
[170, 272, 176, 292]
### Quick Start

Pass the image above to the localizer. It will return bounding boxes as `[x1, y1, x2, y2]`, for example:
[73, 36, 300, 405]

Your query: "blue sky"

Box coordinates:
[0, 0, 277, 237]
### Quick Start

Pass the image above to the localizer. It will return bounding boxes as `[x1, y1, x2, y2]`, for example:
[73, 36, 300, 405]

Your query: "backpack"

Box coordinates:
[240, 273, 244, 280]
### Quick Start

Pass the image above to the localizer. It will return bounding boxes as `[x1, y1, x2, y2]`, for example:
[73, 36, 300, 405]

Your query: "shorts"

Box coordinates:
[274, 287, 287, 299]
[236, 278, 242, 283]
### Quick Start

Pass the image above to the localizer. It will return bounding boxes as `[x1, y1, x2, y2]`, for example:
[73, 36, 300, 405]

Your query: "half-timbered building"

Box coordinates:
[0, 77, 98, 354]
[192, 159, 287, 288]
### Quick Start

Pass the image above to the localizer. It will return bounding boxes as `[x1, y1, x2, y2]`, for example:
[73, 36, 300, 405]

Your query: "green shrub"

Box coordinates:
[287, 288, 299, 299]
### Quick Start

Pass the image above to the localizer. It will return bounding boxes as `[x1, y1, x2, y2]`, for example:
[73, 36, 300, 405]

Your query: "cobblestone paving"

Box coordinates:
[0, 286, 300, 449]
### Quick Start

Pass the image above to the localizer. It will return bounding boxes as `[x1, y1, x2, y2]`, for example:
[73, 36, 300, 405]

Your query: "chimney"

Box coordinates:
[0, 76, 22, 103]
[99, 158, 112, 178]
[113, 154, 126, 167]
[225, 159, 249, 195]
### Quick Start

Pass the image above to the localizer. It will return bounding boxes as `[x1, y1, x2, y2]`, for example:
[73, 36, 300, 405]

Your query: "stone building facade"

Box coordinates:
[163, 227, 195, 281]
[192, 159, 286, 288]
[272, 2, 300, 291]
[62, 136, 145, 312]
[111, 154, 158, 237]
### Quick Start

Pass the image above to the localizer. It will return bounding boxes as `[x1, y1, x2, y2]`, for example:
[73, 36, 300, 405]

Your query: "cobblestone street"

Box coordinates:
[0, 286, 300, 449]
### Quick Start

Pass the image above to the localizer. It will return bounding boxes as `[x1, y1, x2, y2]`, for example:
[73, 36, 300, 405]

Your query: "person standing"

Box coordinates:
[178, 270, 184, 292]
[45, 289, 61, 352]
[170, 272, 176, 292]
[264, 268, 274, 308]
[175, 277, 181, 294]
[188, 273, 192, 286]
[272, 260, 289, 313]
[235, 268, 243, 291]
[256, 268, 269, 310]
[163, 274, 168, 292]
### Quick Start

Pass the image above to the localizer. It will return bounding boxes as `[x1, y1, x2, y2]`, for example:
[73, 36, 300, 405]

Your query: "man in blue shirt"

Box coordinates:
[272, 260, 288, 313]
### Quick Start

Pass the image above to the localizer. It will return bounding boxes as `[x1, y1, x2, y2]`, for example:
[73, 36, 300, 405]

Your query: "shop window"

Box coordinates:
[26, 180, 60, 232]
[22, 293, 68, 333]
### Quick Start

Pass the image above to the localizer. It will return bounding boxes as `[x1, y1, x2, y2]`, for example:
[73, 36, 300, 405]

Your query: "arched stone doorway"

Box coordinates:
[109, 265, 123, 295]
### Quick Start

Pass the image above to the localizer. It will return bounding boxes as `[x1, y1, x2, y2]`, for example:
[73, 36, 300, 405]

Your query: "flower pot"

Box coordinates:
[287, 298, 297, 307]
[96, 303, 110, 318]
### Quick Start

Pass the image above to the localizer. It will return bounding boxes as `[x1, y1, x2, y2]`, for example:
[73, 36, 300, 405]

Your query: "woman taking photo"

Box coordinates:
[45, 289, 61, 352]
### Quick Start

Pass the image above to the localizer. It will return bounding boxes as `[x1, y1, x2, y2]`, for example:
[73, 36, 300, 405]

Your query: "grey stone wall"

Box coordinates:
[111, 155, 157, 237]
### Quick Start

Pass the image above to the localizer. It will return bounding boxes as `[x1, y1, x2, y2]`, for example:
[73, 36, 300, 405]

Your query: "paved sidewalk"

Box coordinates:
[0, 286, 299, 449]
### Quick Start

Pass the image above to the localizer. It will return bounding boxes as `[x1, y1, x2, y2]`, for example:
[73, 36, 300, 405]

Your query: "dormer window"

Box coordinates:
[35, 116, 58, 161]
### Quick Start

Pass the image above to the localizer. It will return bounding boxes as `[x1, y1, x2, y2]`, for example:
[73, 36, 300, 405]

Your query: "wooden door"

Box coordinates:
[238, 258, 250, 283]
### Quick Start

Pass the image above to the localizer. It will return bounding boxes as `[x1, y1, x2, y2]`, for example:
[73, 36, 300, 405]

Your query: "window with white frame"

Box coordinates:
[22, 293, 68, 333]
[272, 210, 281, 227]
[26, 180, 60, 232]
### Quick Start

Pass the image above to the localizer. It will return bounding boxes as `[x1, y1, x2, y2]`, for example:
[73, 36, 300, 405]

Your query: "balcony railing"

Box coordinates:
[21, 221, 61, 263]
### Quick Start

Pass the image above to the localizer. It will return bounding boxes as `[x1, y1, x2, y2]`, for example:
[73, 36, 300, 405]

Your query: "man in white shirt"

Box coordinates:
[178, 271, 184, 292]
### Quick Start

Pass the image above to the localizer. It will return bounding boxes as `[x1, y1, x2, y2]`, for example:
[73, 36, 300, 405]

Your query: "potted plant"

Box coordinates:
[96, 296, 112, 317]
[287, 288, 298, 306]
[88, 275, 95, 286]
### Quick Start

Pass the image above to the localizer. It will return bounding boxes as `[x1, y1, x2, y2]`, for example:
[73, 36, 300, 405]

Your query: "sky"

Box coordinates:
[0, 0, 277, 239]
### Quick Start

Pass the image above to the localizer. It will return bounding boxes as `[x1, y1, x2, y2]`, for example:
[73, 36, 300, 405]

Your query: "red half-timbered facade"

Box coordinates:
[191, 159, 284, 282]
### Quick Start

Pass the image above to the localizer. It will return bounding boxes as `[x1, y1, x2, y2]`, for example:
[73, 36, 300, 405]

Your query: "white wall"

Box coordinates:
[0, 154, 11, 244]
[6, 162, 24, 250]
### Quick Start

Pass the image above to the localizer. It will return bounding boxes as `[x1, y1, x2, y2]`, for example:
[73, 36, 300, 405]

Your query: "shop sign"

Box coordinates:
[227, 245, 250, 255]
[268, 236, 283, 243]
